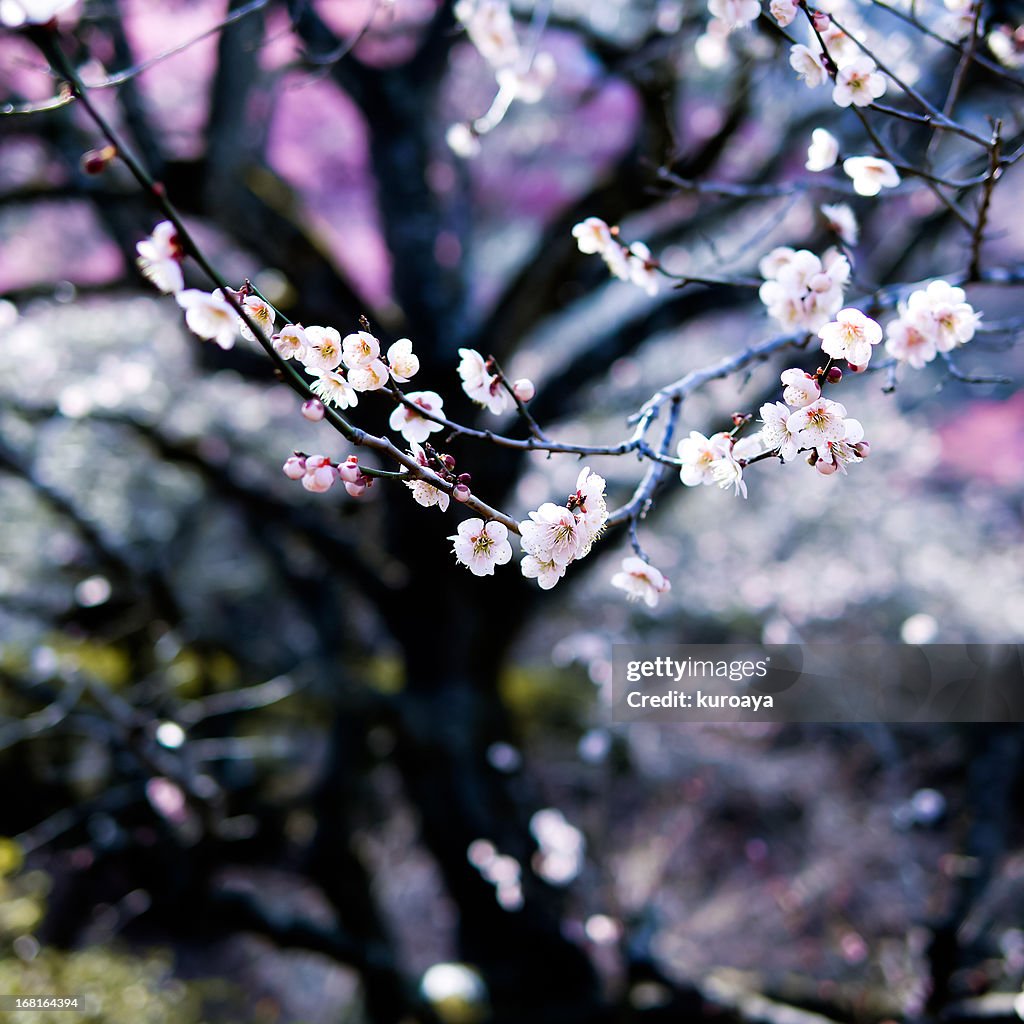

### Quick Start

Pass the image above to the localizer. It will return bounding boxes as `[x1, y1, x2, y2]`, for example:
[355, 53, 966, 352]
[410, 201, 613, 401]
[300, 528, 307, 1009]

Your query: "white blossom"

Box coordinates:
[832, 57, 887, 107]
[389, 391, 446, 444]
[780, 368, 821, 408]
[386, 338, 420, 382]
[821, 202, 859, 246]
[843, 156, 900, 197]
[677, 430, 732, 487]
[759, 401, 801, 461]
[450, 518, 513, 576]
[348, 358, 390, 392]
[787, 397, 849, 458]
[303, 326, 344, 371]
[708, 0, 762, 30]
[176, 289, 238, 350]
[0, 0, 76, 27]
[519, 503, 585, 566]
[789, 44, 827, 87]
[309, 368, 359, 410]
[273, 324, 308, 361]
[818, 308, 883, 367]
[454, 0, 520, 68]
[341, 330, 381, 369]
[806, 128, 839, 172]
[238, 294, 276, 343]
[521, 553, 567, 590]
[611, 556, 671, 608]
[135, 221, 183, 295]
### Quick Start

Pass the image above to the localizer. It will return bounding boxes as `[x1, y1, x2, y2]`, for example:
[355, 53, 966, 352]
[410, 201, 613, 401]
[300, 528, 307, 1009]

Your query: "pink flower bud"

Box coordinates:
[815, 458, 839, 476]
[443, 454, 457, 471]
[301, 399, 325, 421]
[453, 484, 472, 503]
[812, 10, 831, 30]
[283, 455, 306, 480]
[826, 367, 843, 384]
[337, 456, 362, 483]
[512, 378, 535, 402]
[847, 362, 867, 373]
[853, 441, 871, 458]
[303, 464, 337, 492]
[344, 480, 367, 497]
[457, 472, 472, 485]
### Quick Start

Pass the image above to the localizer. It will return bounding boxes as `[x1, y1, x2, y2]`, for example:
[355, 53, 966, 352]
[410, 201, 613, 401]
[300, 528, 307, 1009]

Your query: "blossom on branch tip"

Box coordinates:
[832, 57, 887, 108]
[341, 330, 380, 369]
[572, 217, 613, 255]
[454, 0, 520, 68]
[457, 348, 512, 415]
[843, 156, 900, 197]
[176, 289, 238, 350]
[818, 308, 883, 367]
[611, 557, 671, 608]
[806, 128, 839, 172]
[136, 221, 184, 295]
[389, 391, 446, 444]
[512, 378, 535, 402]
[387, 338, 419, 382]
[570, 467, 609, 557]
[710, 449, 747, 498]
[820, 203, 859, 246]
[627, 243, 660, 297]
[450, 518, 513, 576]
[770, 0, 799, 27]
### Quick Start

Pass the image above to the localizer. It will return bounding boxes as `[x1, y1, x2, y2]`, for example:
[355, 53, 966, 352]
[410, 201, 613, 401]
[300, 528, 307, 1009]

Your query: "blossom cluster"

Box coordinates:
[884, 280, 981, 369]
[447, 0, 556, 156]
[282, 453, 373, 496]
[571, 217, 659, 297]
[758, 246, 850, 332]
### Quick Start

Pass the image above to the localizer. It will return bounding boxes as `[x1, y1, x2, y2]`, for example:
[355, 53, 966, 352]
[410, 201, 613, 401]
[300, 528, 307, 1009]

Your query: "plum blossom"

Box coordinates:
[450, 518, 514, 576]
[407, 479, 450, 511]
[309, 368, 358, 410]
[273, 324, 308, 361]
[806, 128, 839, 172]
[821, 203, 859, 246]
[0, 0, 76, 27]
[843, 156, 900, 197]
[303, 326, 344, 371]
[176, 289, 238, 350]
[789, 44, 827, 87]
[780, 368, 821, 408]
[238, 294, 275, 342]
[282, 455, 307, 480]
[570, 467, 608, 556]
[885, 317, 938, 368]
[770, 0, 799, 26]
[135, 221, 183, 294]
[300, 455, 338, 493]
[457, 348, 512, 415]
[707, 0, 761, 30]
[347, 358, 390, 392]
[627, 243, 660, 297]
[710, 449, 747, 498]
[677, 430, 732, 486]
[988, 25, 1024, 69]
[386, 338, 419, 382]
[453, 0, 520, 68]
[759, 402, 802, 461]
[904, 280, 980, 351]
[787, 397, 849, 458]
[611, 557, 672, 608]
[341, 330, 380, 369]
[758, 247, 850, 332]
[832, 57, 887, 108]
[389, 391, 446, 444]
[815, 417, 866, 475]
[572, 217, 613, 255]
[818, 308, 883, 367]
[519, 504, 585, 566]
[521, 553, 567, 590]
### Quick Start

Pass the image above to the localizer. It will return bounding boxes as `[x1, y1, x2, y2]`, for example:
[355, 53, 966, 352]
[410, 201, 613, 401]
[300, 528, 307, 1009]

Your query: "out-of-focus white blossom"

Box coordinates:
[611, 556, 671, 607]
[0, 0, 76, 27]
[454, 0, 520, 67]
[843, 155, 900, 196]
[707, 0, 762, 30]
[758, 247, 850, 332]
[136, 221, 183, 295]
[806, 128, 840, 172]
[821, 203, 859, 246]
[176, 289, 238, 350]
[789, 44, 827, 87]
